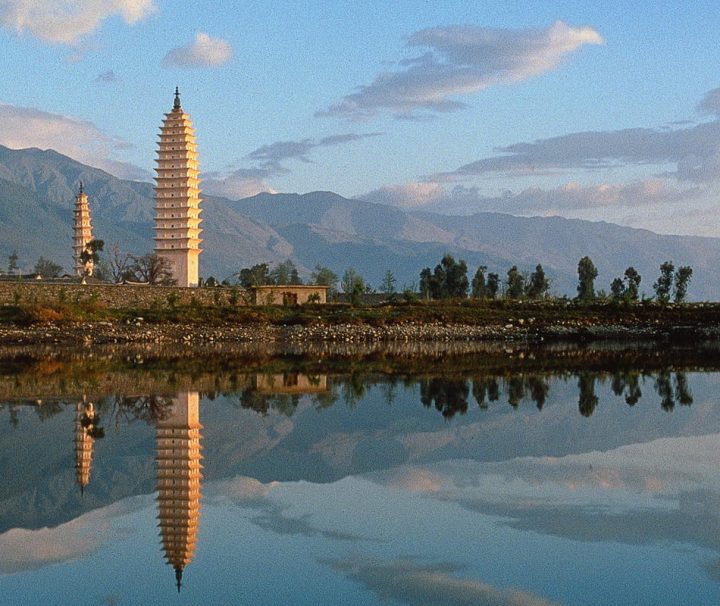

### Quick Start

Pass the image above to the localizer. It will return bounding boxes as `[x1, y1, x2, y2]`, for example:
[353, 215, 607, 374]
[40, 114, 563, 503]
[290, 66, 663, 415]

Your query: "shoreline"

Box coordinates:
[0, 316, 718, 346]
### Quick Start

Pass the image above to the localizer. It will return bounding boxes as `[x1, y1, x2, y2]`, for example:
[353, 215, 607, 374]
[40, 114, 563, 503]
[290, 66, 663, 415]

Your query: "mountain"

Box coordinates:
[0, 144, 719, 299]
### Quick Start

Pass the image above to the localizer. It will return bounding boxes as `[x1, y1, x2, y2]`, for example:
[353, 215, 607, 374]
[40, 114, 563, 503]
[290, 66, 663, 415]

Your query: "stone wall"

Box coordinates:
[0, 281, 249, 309]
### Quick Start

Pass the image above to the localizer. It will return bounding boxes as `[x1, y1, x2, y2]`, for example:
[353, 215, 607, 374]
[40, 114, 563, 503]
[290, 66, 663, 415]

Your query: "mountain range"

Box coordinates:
[1, 144, 719, 299]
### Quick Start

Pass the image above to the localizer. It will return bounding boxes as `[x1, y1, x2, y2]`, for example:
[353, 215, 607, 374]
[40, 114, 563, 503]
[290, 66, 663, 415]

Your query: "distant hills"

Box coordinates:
[1, 144, 720, 299]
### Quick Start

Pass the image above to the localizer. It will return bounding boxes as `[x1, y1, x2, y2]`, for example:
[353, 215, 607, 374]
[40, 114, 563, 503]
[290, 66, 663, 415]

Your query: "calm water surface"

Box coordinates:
[1, 343, 720, 605]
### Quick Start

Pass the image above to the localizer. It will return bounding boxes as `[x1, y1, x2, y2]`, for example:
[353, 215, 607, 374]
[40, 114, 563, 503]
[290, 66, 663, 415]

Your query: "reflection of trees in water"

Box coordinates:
[420, 378, 469, 419]
[105, 395, 175, 424]
[578, 373, 599, 417]
[611, 372, 643, 406]
[234, 389, 301, 416]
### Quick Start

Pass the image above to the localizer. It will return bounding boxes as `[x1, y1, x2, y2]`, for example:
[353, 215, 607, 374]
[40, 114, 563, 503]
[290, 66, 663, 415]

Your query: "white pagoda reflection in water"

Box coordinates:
[155, 391, 203, 592]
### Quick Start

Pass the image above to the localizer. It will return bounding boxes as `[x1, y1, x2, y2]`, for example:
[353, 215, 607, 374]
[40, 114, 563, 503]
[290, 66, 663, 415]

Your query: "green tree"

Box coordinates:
[34, 257, 63, 278]
[486, 273, 500, 299]
[238, 263, 270, 287]
[80, 239, 104, 277]
[610, 277, 625, 302]
[7, 250, 18, 274]
[526, 264, 549, 299]
[379, 270, 396, 295]
[471, 265, 488, 298]
[311, 265, 338, 297]
[653, 261, 674, 303]
[673, 266, 692, 303]
[624, 267, 641, 302]
[578, 373, 598, 417]
[576, 256, 598, 302]
[341, 268, 366, 305]
[270, 260, 301, 285]
[506, 265, 524, 299]
[420, 254, 468, 299]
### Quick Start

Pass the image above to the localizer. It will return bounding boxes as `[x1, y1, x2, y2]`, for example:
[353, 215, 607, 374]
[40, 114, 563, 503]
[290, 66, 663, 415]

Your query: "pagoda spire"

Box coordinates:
[173, 87, 181, 110]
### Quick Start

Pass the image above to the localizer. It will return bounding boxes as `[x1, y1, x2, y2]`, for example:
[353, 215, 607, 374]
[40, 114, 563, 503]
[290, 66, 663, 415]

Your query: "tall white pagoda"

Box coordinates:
[154, 88, 202, 287]
[72, 183, 94, 276]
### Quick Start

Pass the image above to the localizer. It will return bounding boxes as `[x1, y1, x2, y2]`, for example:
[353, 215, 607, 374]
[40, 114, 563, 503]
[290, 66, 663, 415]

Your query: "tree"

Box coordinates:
[578, 373, 598, 417]
[34, 257, 63, 278]
[130, 253, 176, 285]
[610, 277, 625, 301]
[238, 263, 270, 288]
[108, 244, 133, 283]
[7, 250, 18, 274]
[379, 270, 396, 295]
[442, 254, 468, 298]
[419, 267, 433, 300]
[506, 265, 524, 299]
[653, 261, 674, 303]
[79, 239, 104, 277]
[486, 273, 500, 299]
[471, 265, 488, 298]
[270, 260, 302, 285]
[576, 256, 598, 302]
[341, 268, 365, 305]
[674, 266, 692, 303]
[624, 267, 641, 302]
[419, 254, 468, 299]
[526, 264, 549, 299]
[311, 264, 338, 298]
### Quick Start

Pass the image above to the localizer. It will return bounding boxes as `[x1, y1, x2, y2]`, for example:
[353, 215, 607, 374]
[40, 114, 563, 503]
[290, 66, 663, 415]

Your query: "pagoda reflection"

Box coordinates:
[74, 397, 96, 496]
[155, 391, 203, 592]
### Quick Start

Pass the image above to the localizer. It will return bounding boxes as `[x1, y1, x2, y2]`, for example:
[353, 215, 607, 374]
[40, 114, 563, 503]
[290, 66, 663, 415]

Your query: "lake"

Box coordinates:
[1, 341, 720, 605]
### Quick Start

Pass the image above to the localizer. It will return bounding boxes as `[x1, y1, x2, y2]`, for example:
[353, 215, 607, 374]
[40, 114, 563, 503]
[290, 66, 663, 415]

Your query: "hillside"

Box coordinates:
[0, 144, 719, 298]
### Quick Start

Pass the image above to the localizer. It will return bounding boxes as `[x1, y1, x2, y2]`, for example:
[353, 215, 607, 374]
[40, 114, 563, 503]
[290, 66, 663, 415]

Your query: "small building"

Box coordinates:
[254, 373, 328, 394]
[251, 284, 328, 305]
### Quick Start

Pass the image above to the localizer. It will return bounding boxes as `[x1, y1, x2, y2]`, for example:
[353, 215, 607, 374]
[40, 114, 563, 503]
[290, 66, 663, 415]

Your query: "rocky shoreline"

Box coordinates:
[0, 317, 716, 346]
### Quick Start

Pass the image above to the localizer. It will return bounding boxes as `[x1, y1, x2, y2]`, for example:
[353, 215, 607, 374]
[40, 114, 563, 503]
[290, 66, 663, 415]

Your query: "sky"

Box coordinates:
[2, 1, 720, 236]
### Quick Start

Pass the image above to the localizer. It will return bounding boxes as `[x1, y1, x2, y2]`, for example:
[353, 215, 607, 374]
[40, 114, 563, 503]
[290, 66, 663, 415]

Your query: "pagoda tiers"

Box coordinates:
[156, 392, 202, 592]
[72, 183, 93, 276]
[154, 88, 202, 287]
[74, 398, 95, 495]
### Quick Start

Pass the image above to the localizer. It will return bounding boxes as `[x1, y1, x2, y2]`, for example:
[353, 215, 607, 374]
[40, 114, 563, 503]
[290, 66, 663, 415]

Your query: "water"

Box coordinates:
[1, 342, 720, 605]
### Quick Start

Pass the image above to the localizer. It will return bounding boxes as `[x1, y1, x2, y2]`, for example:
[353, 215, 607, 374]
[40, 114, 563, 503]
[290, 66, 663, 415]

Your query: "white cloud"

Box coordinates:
[434, 120, 720, 183]
[319, 21, 602, 120]
[0, 103, 151, 181]
[203, 169, 276, 200]
[163, 32, 233, 68]
[0, 0, 155, 45]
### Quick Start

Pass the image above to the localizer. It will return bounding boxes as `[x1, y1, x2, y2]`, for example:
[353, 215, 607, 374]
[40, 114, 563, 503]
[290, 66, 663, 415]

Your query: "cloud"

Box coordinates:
[246, 132, 382, 168]
[202, 169, 276, 200]
[330, 558, 559, 606]
[361, 179, 700, 215]
[698, 87, 720, 116]
[205, 132, 382, 199]
[434, 120, 720, 183]
[360, 182, 445, 208]
[0, 0, 155, 45]
[319, 21, 602, 120]
[0, 103, 151, 181]
[95, 70, 118, 83]
[163, 32, 233, 68]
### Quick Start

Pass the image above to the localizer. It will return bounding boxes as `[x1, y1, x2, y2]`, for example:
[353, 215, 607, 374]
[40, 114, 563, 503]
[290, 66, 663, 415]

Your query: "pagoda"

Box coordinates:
[154, 88, 202, 287]
[72, 183, 94, 276]
[155, 392, 203, 592]
[74, 398, 96, 495]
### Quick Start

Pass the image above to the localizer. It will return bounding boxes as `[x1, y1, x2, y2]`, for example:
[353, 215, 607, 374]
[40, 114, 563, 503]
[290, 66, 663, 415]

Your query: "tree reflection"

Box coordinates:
[578, 373, 598, 417]
[420, 378, 470, 419]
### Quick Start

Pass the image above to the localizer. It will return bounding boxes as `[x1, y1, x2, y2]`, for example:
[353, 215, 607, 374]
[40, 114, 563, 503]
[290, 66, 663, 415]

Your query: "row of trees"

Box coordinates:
[577, 256, 693, 303]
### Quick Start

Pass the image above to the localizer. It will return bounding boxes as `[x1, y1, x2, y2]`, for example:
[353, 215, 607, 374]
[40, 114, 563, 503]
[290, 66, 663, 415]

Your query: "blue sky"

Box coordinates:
[2, 1, 720, 235]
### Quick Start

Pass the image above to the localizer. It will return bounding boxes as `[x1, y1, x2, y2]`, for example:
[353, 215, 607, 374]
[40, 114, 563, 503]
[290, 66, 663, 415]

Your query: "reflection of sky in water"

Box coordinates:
[2, 372, 720, 604]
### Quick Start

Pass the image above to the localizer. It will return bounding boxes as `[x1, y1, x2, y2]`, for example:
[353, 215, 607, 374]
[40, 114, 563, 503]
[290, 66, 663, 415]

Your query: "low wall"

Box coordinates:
[0, 282, 249, 309]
